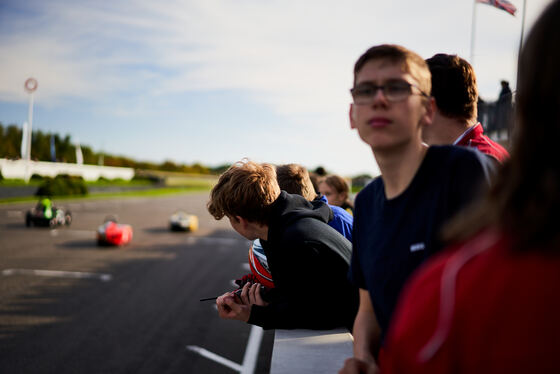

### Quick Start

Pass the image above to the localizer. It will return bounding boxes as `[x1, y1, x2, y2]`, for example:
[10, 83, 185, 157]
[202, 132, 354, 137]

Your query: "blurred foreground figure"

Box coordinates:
[381, 2, 560, 373]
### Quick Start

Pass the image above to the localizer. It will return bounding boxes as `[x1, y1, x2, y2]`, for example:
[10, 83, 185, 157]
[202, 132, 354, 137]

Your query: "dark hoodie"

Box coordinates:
[247, 191, 359, 330]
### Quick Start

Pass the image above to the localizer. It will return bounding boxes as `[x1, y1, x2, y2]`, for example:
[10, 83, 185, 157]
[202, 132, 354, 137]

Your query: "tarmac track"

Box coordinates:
[0, 193, 273, 374]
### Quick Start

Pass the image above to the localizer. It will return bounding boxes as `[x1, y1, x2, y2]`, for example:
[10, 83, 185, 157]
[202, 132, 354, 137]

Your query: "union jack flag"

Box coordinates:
[476, 0, 517, 16]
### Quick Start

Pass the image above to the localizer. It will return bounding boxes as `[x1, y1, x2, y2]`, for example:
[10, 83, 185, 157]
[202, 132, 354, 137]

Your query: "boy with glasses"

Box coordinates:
[339, 44, 493, 373]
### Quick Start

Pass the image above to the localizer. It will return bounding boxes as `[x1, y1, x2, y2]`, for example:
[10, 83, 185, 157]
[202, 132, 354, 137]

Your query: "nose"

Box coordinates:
[371, 87, 388, 107]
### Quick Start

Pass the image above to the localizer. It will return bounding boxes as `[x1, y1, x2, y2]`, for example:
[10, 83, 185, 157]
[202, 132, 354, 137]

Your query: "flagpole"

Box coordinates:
[518, 0, 527, 54]
[23, 78, 38, 183]
[24, 92, 34, 182]
[26, 92, 34, 163]
[470, 0, 477, 64]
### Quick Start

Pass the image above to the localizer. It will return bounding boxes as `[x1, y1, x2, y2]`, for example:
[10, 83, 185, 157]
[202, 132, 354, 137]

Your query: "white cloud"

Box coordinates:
[0, 0, 554, 175]
[1, 0, 551, 107]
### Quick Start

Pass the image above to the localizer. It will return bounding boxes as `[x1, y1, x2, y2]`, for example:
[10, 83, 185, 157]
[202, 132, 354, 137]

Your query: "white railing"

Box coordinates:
[0, 158, 134, 182]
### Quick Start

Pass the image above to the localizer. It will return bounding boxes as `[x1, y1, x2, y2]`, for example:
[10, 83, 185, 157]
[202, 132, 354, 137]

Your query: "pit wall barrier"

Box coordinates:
[270, 328, 353, 374]
[0, 159, 134, 182]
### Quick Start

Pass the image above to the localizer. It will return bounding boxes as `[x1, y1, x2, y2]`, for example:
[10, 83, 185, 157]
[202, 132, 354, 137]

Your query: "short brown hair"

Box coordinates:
[207, 160, 280, 224]
[353, 44, 431, 97]
[276, 164, 317, 201]
[321, 174, 354, 210]
[426, 53, 478, 120]
[322, 174, 349, 198]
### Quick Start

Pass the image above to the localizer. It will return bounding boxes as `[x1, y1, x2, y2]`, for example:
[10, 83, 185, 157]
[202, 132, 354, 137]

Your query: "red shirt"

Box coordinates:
[455, 123, 509, 163]
[381, 229, 560, 374]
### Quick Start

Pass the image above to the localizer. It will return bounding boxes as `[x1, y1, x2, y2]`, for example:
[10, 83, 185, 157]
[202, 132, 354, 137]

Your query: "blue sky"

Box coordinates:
[0, 0, 552, 176]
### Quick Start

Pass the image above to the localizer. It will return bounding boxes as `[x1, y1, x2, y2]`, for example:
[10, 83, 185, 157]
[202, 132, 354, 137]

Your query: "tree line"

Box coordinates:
[0, 122, 229, 175]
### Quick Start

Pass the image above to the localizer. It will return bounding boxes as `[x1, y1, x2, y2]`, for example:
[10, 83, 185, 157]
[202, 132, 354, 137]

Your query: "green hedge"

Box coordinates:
[36, 175, 89, 196]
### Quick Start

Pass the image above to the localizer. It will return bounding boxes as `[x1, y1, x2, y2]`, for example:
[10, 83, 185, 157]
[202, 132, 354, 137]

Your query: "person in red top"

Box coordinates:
[382, 229, 560, 374]
[381, 1, 560, 372]
[422, 53, 509, 164]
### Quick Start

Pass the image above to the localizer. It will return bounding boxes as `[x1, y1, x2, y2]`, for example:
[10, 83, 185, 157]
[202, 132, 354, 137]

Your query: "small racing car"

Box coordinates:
[96, 218, 133, 246]
[25, 198, 72, 228]
[169, 211, 199, 232]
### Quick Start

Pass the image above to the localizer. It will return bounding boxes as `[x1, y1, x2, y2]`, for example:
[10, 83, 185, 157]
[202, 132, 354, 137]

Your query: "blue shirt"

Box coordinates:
[349, 145, 493, 340]
[319, 195, 353, 242]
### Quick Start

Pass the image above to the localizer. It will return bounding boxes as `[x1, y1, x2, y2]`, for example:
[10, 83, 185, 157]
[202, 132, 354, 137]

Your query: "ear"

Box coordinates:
[236, 216, 248, 228]
[421, 97, 435, 127]
[349, 103, 357, 129]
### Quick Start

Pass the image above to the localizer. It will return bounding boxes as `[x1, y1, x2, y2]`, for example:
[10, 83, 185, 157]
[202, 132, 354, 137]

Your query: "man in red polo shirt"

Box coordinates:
[422, 53, 509, 164]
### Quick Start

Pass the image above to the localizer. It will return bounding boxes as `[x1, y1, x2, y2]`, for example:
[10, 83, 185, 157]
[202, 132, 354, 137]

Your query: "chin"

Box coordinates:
[363, 138, 393, 151]
[240, 232, 258, 241]
[358, 130, 389, 148]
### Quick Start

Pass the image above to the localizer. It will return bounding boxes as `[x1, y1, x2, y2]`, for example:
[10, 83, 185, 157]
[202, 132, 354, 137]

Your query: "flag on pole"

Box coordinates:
[50, 135, 56, 162]
[476, 0, 517, 16]
[75, 140, 84, 165]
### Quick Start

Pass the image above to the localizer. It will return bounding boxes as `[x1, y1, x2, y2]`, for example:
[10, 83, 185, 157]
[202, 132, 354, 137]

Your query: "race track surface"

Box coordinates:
[0, 193, 273, 373]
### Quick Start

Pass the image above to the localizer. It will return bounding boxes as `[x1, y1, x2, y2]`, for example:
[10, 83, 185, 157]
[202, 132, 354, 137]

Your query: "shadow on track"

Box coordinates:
[142, 227, 172, 234]
[57, 240, 99, 250]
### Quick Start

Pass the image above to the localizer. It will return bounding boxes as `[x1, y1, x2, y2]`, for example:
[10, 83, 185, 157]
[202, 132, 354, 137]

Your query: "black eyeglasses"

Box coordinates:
[350, 80, 429, 104]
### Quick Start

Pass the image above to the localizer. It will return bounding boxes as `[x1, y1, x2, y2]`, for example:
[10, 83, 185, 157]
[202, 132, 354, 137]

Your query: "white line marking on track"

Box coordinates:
[2, 269, 112, 282]
[6, 211, 23, 218]
[50, 229, 95, 237]
[186, 345, 243, 372]
[186, 325, 264, 373]
[241, 325, 264, 374]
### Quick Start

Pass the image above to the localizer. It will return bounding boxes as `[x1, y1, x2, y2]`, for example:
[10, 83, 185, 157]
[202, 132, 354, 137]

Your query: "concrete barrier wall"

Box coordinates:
[271, 329, 353, 374]
[0, 159, 134, 181]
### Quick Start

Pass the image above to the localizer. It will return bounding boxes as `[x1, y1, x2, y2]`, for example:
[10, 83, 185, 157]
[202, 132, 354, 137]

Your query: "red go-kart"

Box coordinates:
[96, 219, 133, 246]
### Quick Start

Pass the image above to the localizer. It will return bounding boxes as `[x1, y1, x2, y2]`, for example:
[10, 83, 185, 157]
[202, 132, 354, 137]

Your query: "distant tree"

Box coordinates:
[0, 122, 217, 175]
[36, 174, 88, 196]
[161, 160, 180, 172]
[0, 123, 23, 158]
[351, 174, 374, 189]
[102, 155, 119, 167]
[29, 130, 46, 161]
[104, 155, 137, 168]
[80, 145, 96, 164]
[187, 162, 209, 174]
[135, 161, 156, 170]
[210, 164, 232, 175]
[57, 134, 74, 162]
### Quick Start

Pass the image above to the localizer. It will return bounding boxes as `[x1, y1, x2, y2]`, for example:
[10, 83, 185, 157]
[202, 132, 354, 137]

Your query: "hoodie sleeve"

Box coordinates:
[247, 281, 356, 330]
[247, 237, 357, 330]
[248, 295, 345, 330]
